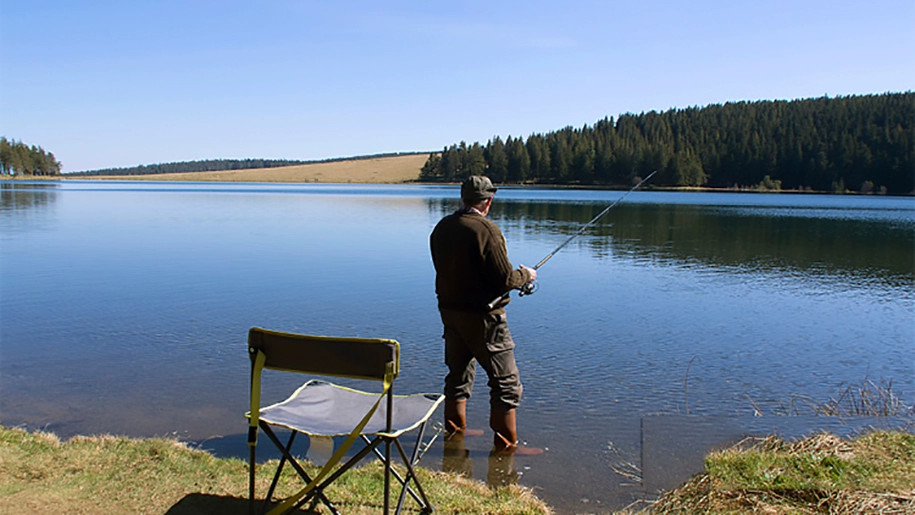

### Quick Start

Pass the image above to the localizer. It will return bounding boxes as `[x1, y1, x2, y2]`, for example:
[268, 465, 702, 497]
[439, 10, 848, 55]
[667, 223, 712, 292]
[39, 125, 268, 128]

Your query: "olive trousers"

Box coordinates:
[440, 309, 522, 410]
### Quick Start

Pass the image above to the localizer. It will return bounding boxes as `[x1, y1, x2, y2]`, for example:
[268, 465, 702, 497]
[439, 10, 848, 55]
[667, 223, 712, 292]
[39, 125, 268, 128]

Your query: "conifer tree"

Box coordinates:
[485, 137, 508, 183]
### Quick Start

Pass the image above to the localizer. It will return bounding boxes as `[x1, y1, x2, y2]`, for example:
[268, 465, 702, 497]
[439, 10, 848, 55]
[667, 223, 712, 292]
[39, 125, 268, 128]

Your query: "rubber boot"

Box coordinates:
[444, 398, 484, 437]
[490, 407, 543, 456]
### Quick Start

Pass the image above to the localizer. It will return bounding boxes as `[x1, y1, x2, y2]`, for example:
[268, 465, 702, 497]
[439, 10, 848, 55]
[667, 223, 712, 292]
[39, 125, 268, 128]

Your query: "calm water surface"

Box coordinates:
[2, 181, 913, 511]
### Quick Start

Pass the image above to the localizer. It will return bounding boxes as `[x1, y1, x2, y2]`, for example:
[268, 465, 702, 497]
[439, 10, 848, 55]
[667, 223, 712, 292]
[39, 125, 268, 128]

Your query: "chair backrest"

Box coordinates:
[248, 327, 400, 381]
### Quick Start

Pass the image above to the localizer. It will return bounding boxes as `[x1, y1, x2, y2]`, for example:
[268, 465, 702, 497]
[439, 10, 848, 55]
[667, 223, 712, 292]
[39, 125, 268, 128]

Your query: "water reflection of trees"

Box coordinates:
[426, 198, 914, 281]
[0, 182, 59, 212]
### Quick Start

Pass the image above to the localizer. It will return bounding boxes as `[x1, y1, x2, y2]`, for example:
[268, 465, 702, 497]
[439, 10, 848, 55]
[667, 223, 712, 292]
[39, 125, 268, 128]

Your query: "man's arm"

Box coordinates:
[482, 223, 535, 293]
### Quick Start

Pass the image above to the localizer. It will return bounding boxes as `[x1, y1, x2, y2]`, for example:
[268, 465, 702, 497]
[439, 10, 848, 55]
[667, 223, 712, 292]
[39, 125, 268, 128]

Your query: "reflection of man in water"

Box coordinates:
[430, 175, 540, 455]
[442, 434, 520, 488]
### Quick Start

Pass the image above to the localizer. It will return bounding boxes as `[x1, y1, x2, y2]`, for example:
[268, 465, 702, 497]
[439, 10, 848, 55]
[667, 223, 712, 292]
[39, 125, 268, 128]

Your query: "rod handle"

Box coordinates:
[485, 292, 510, 311]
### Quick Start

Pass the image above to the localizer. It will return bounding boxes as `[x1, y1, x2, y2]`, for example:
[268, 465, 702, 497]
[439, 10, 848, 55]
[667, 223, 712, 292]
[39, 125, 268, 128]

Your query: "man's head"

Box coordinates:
[461, 175, 498, 204]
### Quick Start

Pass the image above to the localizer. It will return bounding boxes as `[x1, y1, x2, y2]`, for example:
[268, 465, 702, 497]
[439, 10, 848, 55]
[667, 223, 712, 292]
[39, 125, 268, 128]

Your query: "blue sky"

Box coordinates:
[2, 1, 913, 172]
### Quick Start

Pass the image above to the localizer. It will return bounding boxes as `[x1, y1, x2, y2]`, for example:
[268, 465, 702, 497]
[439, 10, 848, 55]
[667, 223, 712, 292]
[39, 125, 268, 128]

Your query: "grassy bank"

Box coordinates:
[0, 426, 549, 514]
[647, 430, 914, 514]
[4, 426, 912, 514]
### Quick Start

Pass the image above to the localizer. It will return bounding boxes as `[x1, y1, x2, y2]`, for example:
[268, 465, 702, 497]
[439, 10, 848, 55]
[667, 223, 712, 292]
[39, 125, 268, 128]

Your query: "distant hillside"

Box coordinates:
[420, 92, 914, 194]
[68, 152, 429, 176]
[72, 154, 429, 184]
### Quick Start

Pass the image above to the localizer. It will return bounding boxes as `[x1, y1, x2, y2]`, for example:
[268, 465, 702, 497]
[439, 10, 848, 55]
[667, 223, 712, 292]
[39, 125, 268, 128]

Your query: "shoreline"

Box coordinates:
[3, 424, 910, 513]
[2, 148, 910, 198]
[4, 175, 908, 197]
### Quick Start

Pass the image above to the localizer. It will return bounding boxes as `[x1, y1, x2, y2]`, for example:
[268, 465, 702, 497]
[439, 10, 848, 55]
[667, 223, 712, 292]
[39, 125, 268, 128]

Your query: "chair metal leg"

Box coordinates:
[361, 422, 436, 514]
[384, 440, 392, 514]
[362, 435, 425, 508]
[408, 420, 430, 466]
[265, 431, 297, 507]
[248, 444, 257, 515]
[289, 437, 384, 514]
[394, 437, 412, 514]
[395, 421, 432, 514]
[393, 438, 433, 514]
[384, 387, 394, 515]
[259, 423, 339, 514]
[413, 420, 445, 466]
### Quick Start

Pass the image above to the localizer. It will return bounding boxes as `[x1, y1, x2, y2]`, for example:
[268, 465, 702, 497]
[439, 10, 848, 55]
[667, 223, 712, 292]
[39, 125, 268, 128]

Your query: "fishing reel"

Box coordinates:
[519, 281, 538, 297]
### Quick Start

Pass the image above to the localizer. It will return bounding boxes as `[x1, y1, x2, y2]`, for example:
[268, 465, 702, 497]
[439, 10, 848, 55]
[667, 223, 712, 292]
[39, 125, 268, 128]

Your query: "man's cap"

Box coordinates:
[461, 175, 498, 203]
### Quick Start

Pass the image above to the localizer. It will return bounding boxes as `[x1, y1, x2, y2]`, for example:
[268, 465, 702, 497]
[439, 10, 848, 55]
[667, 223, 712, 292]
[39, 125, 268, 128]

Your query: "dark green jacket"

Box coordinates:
[430, 208, 532, 313]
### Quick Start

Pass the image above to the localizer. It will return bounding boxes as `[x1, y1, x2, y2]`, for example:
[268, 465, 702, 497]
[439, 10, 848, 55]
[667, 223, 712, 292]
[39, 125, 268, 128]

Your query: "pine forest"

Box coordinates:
[419, 93, 913, 195]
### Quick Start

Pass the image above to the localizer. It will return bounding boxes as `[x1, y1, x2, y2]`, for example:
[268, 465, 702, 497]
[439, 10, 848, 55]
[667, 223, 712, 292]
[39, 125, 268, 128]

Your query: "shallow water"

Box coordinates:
[2, 181, 913, 511]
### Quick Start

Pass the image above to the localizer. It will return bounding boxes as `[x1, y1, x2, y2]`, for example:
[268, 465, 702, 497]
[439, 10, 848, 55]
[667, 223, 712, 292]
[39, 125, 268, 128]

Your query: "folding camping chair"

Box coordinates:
[246, 327, 445, 515]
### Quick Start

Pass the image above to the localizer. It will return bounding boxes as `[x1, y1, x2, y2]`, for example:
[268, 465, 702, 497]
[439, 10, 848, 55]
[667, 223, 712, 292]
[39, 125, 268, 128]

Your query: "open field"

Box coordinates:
[71, 154, 428, 184]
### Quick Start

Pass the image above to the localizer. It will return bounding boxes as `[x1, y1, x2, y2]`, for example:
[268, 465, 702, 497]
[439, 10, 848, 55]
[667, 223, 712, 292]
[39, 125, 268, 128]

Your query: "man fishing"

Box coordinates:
[430, 175, 541, 455]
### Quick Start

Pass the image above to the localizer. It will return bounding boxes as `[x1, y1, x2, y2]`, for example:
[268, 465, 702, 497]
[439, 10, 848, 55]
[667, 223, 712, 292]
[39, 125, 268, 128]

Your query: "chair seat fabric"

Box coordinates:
[259, 380, 443, 438]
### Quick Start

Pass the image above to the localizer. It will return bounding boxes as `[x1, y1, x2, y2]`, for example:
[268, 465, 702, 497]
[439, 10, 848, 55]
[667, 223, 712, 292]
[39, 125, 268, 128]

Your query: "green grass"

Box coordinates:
[707, 449, 867, 492]
[706, 432, 914, 493]
[647, 431, 915, 514]
[0, 426, 550, 514]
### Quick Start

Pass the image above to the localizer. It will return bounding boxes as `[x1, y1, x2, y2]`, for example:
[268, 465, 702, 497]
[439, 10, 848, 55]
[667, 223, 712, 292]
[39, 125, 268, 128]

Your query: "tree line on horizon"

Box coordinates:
[68, 158, 308, 176]
[0, 137, 62, 177]
[419, 92, 914, 194]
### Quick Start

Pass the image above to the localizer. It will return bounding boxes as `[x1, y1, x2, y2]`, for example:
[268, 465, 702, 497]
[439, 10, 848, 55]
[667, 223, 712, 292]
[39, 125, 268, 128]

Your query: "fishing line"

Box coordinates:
[487, 169, 658, 310]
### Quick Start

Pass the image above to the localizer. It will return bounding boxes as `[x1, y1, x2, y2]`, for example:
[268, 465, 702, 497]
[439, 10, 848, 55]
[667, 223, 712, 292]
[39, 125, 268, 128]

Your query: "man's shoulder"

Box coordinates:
[459, 212, 501, 231]
[433, 210, 501, 236]
[432, 211, 463, 231]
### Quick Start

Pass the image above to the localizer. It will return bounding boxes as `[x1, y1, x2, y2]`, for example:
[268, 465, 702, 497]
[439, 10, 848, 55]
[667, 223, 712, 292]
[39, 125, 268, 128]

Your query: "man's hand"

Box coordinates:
[518, 265, 538, 297]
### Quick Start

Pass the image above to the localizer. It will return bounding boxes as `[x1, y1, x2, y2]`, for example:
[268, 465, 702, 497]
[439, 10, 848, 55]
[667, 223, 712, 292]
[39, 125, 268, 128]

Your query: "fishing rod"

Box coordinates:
[486, 169, 658, 310]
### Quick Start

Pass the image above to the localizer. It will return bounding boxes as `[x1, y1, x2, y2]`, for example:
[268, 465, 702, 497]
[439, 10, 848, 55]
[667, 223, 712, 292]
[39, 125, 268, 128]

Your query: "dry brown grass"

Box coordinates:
[73, 154, 429, 184]
[643, 431, 915, 514]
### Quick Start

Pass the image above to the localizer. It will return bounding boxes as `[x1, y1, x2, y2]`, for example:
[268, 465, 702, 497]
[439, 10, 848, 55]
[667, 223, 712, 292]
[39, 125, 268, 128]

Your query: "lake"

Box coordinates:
[1, 180, 913, 512]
